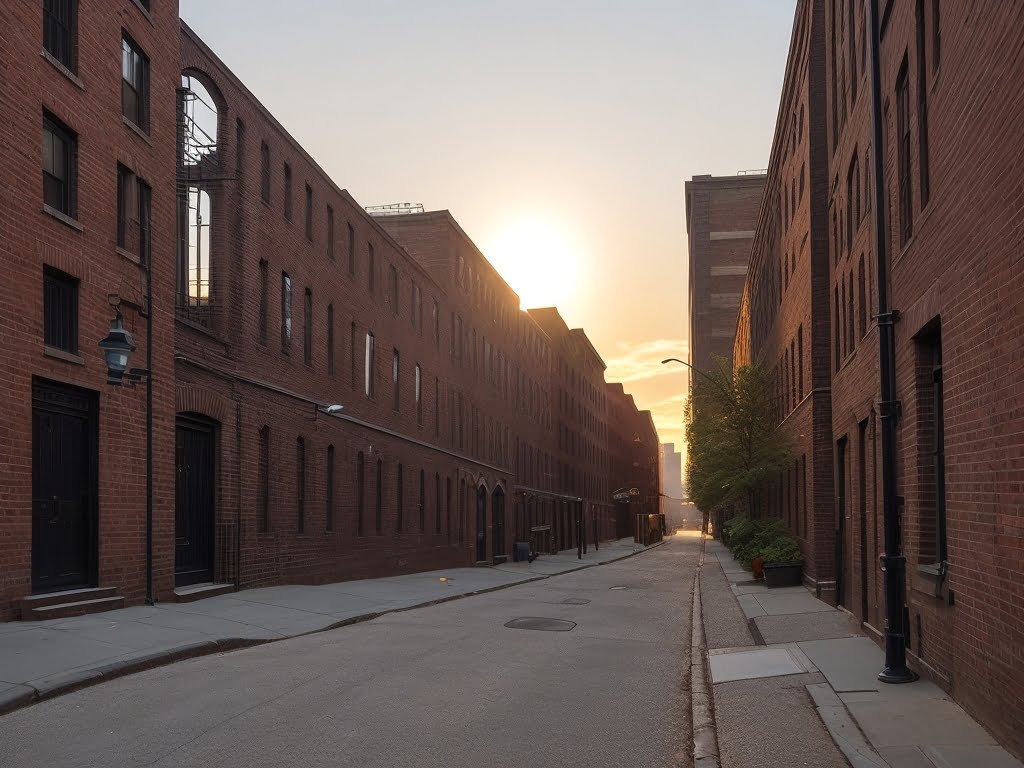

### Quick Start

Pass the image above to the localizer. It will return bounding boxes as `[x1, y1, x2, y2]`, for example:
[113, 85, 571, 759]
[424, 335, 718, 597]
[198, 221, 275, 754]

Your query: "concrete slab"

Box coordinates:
[755, 591, 836, 616]
[0, 628, 126, 684]
[755, 610, 861, 644]
[731, 583, 768, 595]
[736, 593, 767, 618]
[878, 746, 939, 768]
[798, 636, 882, 692]
[708, 647, 803, 683]
[806, 681, 842, 708]
[845, 696, 998, 748]
[925, 745, 1024, 768]
[817, 703, 890, 768]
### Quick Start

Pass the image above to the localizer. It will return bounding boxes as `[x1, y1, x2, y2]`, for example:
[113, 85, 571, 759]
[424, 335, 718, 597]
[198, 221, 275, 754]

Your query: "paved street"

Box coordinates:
[0, 534, 699, 768]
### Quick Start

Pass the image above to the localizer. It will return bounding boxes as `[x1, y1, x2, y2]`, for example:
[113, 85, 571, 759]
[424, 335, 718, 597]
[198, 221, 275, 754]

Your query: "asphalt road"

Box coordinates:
[0, 534, 699, 768]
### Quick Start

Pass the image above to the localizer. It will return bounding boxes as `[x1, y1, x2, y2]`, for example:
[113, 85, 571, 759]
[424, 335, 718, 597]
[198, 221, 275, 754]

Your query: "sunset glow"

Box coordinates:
[485, 216, 582, 310]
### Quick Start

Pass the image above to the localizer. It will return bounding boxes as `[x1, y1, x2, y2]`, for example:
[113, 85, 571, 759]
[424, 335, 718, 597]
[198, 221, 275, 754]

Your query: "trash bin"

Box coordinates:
[513, 541, 531, 562]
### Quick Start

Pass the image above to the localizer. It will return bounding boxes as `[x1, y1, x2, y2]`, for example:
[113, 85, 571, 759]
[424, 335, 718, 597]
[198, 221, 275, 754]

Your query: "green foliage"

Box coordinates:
[722, 516, 802, 568]
[685, 360, 793, 517]
[760, 535, 803, 565]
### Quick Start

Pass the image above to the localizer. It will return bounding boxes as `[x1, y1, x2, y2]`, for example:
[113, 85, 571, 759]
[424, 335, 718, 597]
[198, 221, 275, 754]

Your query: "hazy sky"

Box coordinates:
[179, 0, 796, 473]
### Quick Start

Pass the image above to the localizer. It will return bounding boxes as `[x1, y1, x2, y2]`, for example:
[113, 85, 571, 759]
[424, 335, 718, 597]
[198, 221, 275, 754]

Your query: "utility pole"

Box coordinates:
[867, 0, 917, 684]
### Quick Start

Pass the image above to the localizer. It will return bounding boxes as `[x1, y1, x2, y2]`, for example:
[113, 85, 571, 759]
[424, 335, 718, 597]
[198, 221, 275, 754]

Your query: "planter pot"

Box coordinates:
[763, 561, 803, 588]
[751, 556, 764, 580]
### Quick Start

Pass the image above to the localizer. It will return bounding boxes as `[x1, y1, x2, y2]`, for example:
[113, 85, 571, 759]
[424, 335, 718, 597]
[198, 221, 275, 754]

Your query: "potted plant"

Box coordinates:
[760, 535, 804, 587]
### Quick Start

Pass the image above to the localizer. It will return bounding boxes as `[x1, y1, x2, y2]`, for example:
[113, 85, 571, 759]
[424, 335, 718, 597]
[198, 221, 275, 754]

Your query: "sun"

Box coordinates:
[484, 216, 581, 310]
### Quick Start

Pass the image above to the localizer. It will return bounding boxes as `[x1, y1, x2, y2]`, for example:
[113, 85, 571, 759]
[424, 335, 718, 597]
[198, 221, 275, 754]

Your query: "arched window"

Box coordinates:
[183, 188, 211, 306]
[180, 74, 218, 165]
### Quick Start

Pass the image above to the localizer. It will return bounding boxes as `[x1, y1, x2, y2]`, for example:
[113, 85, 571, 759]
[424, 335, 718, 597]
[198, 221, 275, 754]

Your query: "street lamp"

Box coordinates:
[98, 308, 136, 385]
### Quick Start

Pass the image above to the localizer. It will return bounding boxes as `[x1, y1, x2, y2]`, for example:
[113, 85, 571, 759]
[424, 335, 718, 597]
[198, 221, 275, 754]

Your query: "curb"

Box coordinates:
[691, 534, 721, 768]
[0, 541, 664, 717]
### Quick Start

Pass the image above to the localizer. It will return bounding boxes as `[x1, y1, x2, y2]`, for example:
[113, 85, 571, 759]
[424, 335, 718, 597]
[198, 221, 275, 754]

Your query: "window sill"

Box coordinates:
[42, 205, 84, 232]
[122, 116, 153, 146]
[115, 246, 142, 266]
[40, 49, 84, 89]
[43, 346, 84, 365]
[129, 0, 155, 24]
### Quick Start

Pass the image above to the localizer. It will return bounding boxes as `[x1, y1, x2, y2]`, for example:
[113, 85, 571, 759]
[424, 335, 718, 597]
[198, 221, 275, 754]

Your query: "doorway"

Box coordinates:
[836, 436, 850, 608]
[491, 486, 505, 559]
[476, 485, 487, 562]
[175, 414, 217, 586]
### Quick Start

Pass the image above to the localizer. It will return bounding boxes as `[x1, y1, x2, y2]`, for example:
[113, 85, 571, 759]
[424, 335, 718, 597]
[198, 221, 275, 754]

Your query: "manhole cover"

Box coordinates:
[562, 598, 591, 605]
[609, 586, 628, 590]
[504, 617, 577, 632]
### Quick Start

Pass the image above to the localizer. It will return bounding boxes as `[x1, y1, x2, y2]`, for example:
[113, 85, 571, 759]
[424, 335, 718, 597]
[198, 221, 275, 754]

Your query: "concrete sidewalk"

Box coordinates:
[0, 537, 654, 715]
[700, 538, 1022, 768]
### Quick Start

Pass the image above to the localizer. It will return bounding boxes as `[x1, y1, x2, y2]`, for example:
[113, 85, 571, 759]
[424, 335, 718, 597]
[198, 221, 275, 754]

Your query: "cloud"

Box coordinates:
[604, 339, 690, 384]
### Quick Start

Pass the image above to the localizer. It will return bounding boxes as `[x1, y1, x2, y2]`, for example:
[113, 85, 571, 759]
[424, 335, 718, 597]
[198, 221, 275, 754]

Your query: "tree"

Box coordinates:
[685, 360, 792, 524]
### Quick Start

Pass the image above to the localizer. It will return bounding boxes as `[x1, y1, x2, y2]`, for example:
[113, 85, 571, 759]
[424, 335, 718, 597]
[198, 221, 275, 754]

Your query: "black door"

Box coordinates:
[476, 485, 487, 562]
[175, 415, 216, 586]
[491, 487, 505, 558]
[32, 379, 98, 593]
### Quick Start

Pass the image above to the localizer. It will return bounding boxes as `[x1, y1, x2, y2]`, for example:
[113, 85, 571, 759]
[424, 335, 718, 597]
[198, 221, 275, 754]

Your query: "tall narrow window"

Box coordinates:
[260, 142, 270, 203]
[434, 377, 440, 436]
[834, 286, 841, 372]
[347, 222, 355, 276]
[389, 264, 399, 313]
[435, 473, 442, 534]
[296, 437, 306, 533]
[446, 477, 452, 543]
[283, 163, 293, 221]
[918, 326, 946, 564]
[364, 331, 375, 398]
[368, 243, 375, 293]
[43, 0, 76, 71]
[257, 426, 270, 532]
[419, 469, 426, 533]
[392, 349, 401, 411]
[327, 205, 335, 260]
[797, 326, 803, 400]
[43, 112, 76, 217]
[896, 59, 913, 245]
[858, 256, 867, 338]
[847, 153, 858, 248]
[117, 164, 151, 263]
[350, 321, 358, 389]
[848, 0, 857, 104]
[376, 459, 383, 534]
[327, 304, 335, 374]
[258, 259, 268, 344]
[433, 300, 440, 348]
[235, 118, 245, 176]
[396, 464, 404, 533]
[411, 282, 422, 330]
[415, 364, 423, 425]
[848, 269, 856, 352]
[790, 339, 796, 407]
[932, 0, 941, 73]
[303, 288, 313, 366]
[43, 267, 78, 353]
[121, 35, 149, 132]
[357, 451, 365, 536]
[281, 272, 292, 348]
[304, 184, 313, 240]
[916, 0, 931, 207]
[183, 188, 211, 306]
[326, 445, 335, 532]
[841, 279, 848, 359]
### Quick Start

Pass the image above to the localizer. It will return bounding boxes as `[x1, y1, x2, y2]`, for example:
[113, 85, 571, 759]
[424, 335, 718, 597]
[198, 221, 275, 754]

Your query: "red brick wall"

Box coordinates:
[0, 1, 180, 620]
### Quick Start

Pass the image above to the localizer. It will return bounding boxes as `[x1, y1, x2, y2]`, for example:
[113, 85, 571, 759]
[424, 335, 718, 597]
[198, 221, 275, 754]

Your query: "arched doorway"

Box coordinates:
[175, 413, 218, 586]
[492, 486, 506, 561]
[476, 485, 487, 562]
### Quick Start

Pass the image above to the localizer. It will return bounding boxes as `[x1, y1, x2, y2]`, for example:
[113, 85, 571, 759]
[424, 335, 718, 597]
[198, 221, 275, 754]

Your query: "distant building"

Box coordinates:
[660, 443, 683, 500]
[685, 173, 767, 376]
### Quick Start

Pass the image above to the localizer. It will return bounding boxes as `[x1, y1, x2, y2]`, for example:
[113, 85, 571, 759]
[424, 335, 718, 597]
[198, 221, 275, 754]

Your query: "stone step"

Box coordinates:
[25, 595, 126, 621]
[173, 582, 234, 603]
[19, 587, 119, 616]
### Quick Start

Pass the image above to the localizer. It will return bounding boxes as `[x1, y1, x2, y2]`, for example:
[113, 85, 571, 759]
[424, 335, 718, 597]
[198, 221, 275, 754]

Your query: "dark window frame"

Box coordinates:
[327, 303, 335, 375]
[42, 112, 77, 217]
[258, 259, 269, 345]
[260, 142, 271, 203]
[43, 0, 77, 72]
[303, 288, 313, 366]
[121, 33, 150, 132]
[283, 163, 293, 221]
[117, 164, 152, 264]
[326, 444, 335, 532]
[304, 183, 313, 240]
[257, 426, 270, 532]
[43, 266, 79, 353]
[296, 436, 306, 533]
[896, 57, 913, 246]
[281, 271, 292, 350]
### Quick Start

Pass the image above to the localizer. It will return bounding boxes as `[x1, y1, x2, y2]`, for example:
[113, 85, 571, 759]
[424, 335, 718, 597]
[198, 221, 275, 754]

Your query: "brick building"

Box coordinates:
[606, 384, 661, 540]
[0, 5, 661, 621]
[731, 0, 1024, 757]
[0, 0, 181, 620]
[685, 172, 767, 377]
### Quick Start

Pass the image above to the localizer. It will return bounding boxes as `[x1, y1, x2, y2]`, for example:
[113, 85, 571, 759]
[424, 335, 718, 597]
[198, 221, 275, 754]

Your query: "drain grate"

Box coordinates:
[504, 617, 577, 632]
[562, 597, 591, 605]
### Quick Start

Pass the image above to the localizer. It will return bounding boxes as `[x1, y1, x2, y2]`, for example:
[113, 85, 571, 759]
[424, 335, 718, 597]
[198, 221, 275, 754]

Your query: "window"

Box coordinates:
[283, 163, 293, 221]
[848, 270, 855, 352]
[433, 300, 440, 348]
[434, 377, 439, 436]
[389, 264, 399, 313]
[396, 464, 404, 533]
[932, 0, 941, 73]
[42, 113, 76, 217]
[435, 473, 441, 534]
[117, 164, 151, 263]
[790, 339, 796, 406]
[327, 205, 335, 260]
[834, 286, 841, 372]
[364, 331, 375, 397]
[446, 477, 452, 543]
[411, 281, 421, 331]
[121, 35, 149, 131]
[327, 304, 335, 375]
[350, 321, 358, 389]
[357, 451, 365, 536]
[281, 272, 292, 348]
[260, 142, 271, 202]
[415, 364, 422, 425]
[917, 325, 946, 564]
[326, 445, 335, 532]
[858, 255, 867, 338]
[848, 0, 857, 104]
[375, 459, 383, 534]
[182, 188, 211, 306]
[347, 222, 355, 276]
[304, 184, 313, 240]
[43, 0, 76, 71]
[257, 426, 270, 532]
[303, 288, 313, 365]
[847, 153, 859, 248]
[296, 437, 306, 533]
[258, 259, 269, 345]
[419, 469, 425, 533]
[392, 349, 400, 411]
[916, 0, 931, 207]
[43, 267, 78, 353]
[367, 243, 375, 293]
[797, 325, 804, 400]
[896, 58, 913, 245]
[235, 119, 245, 176]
